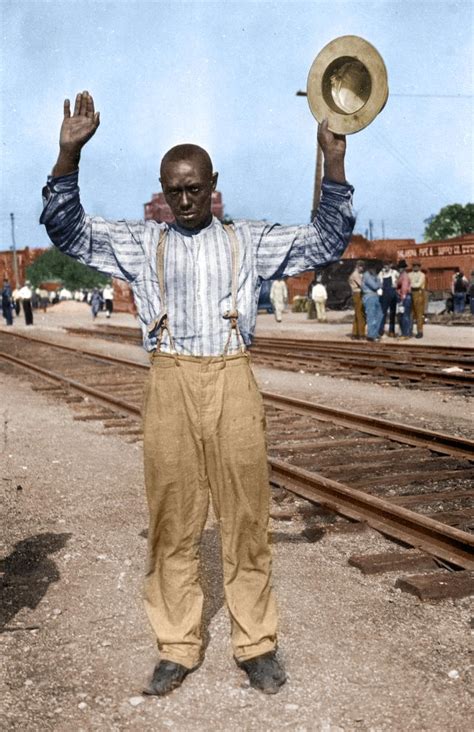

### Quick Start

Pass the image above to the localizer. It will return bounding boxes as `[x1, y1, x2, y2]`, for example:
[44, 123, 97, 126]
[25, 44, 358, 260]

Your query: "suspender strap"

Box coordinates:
[222, 224, 246, 355]
[154, 228, 176, 353]
[152, 224, 244, 356]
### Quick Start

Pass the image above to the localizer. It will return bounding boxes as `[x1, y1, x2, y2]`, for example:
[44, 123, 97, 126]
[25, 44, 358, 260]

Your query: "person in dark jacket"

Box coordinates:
[378, 262, 398, 337]
[1, 278, 14, 325]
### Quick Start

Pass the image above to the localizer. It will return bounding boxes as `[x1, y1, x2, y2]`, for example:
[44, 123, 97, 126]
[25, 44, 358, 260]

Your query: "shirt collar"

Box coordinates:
[170, 216, 218, 238]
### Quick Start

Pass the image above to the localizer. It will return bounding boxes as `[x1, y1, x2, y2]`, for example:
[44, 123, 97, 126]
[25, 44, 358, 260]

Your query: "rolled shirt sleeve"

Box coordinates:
[252, 178, 355, 280]
[40, 170, 146, 282]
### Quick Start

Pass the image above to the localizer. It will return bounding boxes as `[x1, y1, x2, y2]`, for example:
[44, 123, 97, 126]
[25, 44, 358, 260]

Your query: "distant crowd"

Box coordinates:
[1, 278, 115, 327]
[265, 262, 474, 340]
[349, 261, 474, 341]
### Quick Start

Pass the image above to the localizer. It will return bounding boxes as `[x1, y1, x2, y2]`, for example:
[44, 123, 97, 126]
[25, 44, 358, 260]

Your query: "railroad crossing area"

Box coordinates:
[1, 304, 473, 730]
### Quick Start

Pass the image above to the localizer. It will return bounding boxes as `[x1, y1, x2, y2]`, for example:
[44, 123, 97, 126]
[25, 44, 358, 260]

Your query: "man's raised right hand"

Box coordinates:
[60, 91, 100, 152]
[52, 91, 100, 177]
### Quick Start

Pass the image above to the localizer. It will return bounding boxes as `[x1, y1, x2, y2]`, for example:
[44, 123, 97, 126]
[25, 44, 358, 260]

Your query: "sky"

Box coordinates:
[1, 0, 473, 251]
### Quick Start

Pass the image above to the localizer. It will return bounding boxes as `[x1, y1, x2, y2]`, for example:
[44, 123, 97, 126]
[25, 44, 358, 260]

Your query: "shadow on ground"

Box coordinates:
[0, 532, 72, 631]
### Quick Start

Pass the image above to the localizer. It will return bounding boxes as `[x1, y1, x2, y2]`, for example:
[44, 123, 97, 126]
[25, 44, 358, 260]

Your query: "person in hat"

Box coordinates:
[378, 261, 398, 338]
[348, 260, 366, 339]
[396, 260, 412, 339]
[40, 90, 355, 697]
[408, 262, 426, 338]
[451, 268, 468, 314]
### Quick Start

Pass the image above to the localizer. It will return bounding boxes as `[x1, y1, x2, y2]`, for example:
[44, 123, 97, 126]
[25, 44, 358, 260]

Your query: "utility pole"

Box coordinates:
[10, 213, 20, 289]
[296, 90, 323, 221]
[296, 90, 322, 319]
[368, 219, 374, 241]
[311, 141, 323, 221]
[381, 220, 386, 239]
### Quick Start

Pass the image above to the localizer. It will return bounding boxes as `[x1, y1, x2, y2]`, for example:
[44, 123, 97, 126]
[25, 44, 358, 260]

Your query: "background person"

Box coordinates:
[396, 260, 412, 339]
[361, 264, 383, 341]
[378, 261, 398, 337]
[17, 281, 34, 325]
[102, 283, 114, 318]
[452, 269, 468, 314]
[40, 90, 355, 697]
[408, 262, 426, 338]
[269, 278, 288, 322]
[12, 287, 21, 316]
[349, 260, 366, 339]
[1, 277, 14, 326]
[90, 287, 102, 319]
[311, 277, 328, 322]
[469, 271, 474, 316]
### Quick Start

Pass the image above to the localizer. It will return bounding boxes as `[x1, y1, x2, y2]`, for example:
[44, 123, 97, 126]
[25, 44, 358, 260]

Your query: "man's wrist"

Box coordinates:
[52, 147, 82, 177]
[323, 153, 346, 184]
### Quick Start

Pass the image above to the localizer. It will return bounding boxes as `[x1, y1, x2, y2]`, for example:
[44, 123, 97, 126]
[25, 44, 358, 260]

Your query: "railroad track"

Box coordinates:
[65, 325, 474, 393]
[1, 329, 473, 601]
[251, 336, 474, 392]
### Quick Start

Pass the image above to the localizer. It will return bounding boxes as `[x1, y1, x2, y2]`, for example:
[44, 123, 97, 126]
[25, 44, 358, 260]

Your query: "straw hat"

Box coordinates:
[307, 35, 389, 134]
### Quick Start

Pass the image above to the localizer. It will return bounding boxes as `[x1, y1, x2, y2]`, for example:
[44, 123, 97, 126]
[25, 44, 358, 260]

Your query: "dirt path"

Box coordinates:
[1, 367, 472, 730]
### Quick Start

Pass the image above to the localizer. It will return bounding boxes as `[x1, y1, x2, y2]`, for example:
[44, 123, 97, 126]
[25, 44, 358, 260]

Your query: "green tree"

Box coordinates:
[423, 203, 474, 241]
[27, 247, 109, 289]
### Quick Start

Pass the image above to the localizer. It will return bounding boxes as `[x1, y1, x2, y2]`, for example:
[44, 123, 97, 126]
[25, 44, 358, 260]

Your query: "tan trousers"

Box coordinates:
[352, 291, 366, 337]
[411, 290, 424, 333]
[142, 352, 278, 669]
[314, 299, 327, 321]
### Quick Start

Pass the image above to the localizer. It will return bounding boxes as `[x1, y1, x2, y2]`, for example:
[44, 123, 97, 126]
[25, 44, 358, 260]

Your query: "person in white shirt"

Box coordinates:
[311, 279, 328, 322]
[17, 281, 33, 325]
[59, 287, 72, 300]
[269, 279, 288, 322]
[102, 283, 114, 318]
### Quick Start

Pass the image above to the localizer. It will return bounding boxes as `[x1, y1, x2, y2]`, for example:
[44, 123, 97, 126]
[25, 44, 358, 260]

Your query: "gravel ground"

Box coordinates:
[1, 305, 473, 731]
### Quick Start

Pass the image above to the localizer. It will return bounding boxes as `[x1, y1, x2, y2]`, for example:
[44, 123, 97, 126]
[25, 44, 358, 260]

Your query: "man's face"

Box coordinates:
[161, 157, 218, 231]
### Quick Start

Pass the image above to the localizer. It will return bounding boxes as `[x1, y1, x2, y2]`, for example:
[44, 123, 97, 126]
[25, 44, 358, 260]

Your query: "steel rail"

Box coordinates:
[254, 336, 474, 358]
[1, 330, 473, 459]
[261, 392, 474, 460]
[1, 337, 473, 570]
[0, 330, 148, 370]
[251, 346, 474, 386]
[253, 338, 474, 367]
[0, 351, 141, 418]
[268, 459, 474, 569]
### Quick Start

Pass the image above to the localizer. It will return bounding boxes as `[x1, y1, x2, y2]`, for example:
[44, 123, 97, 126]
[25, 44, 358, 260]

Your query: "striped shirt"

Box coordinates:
[40, 170, 355, 355]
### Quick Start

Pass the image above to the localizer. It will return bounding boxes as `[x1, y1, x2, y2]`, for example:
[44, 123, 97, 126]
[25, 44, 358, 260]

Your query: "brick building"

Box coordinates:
[0, 247, 47, 288]
[285, 233, 474, 304]
[397, 234, 474, 292]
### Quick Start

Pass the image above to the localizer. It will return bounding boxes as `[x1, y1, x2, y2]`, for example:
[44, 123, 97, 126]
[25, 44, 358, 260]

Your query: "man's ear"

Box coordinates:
[211, 172, 218, 190]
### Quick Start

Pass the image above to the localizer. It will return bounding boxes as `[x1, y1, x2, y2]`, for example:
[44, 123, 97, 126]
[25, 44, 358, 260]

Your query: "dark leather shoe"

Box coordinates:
[143, 660, 191, 696]
[237, 651, 287, 694]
